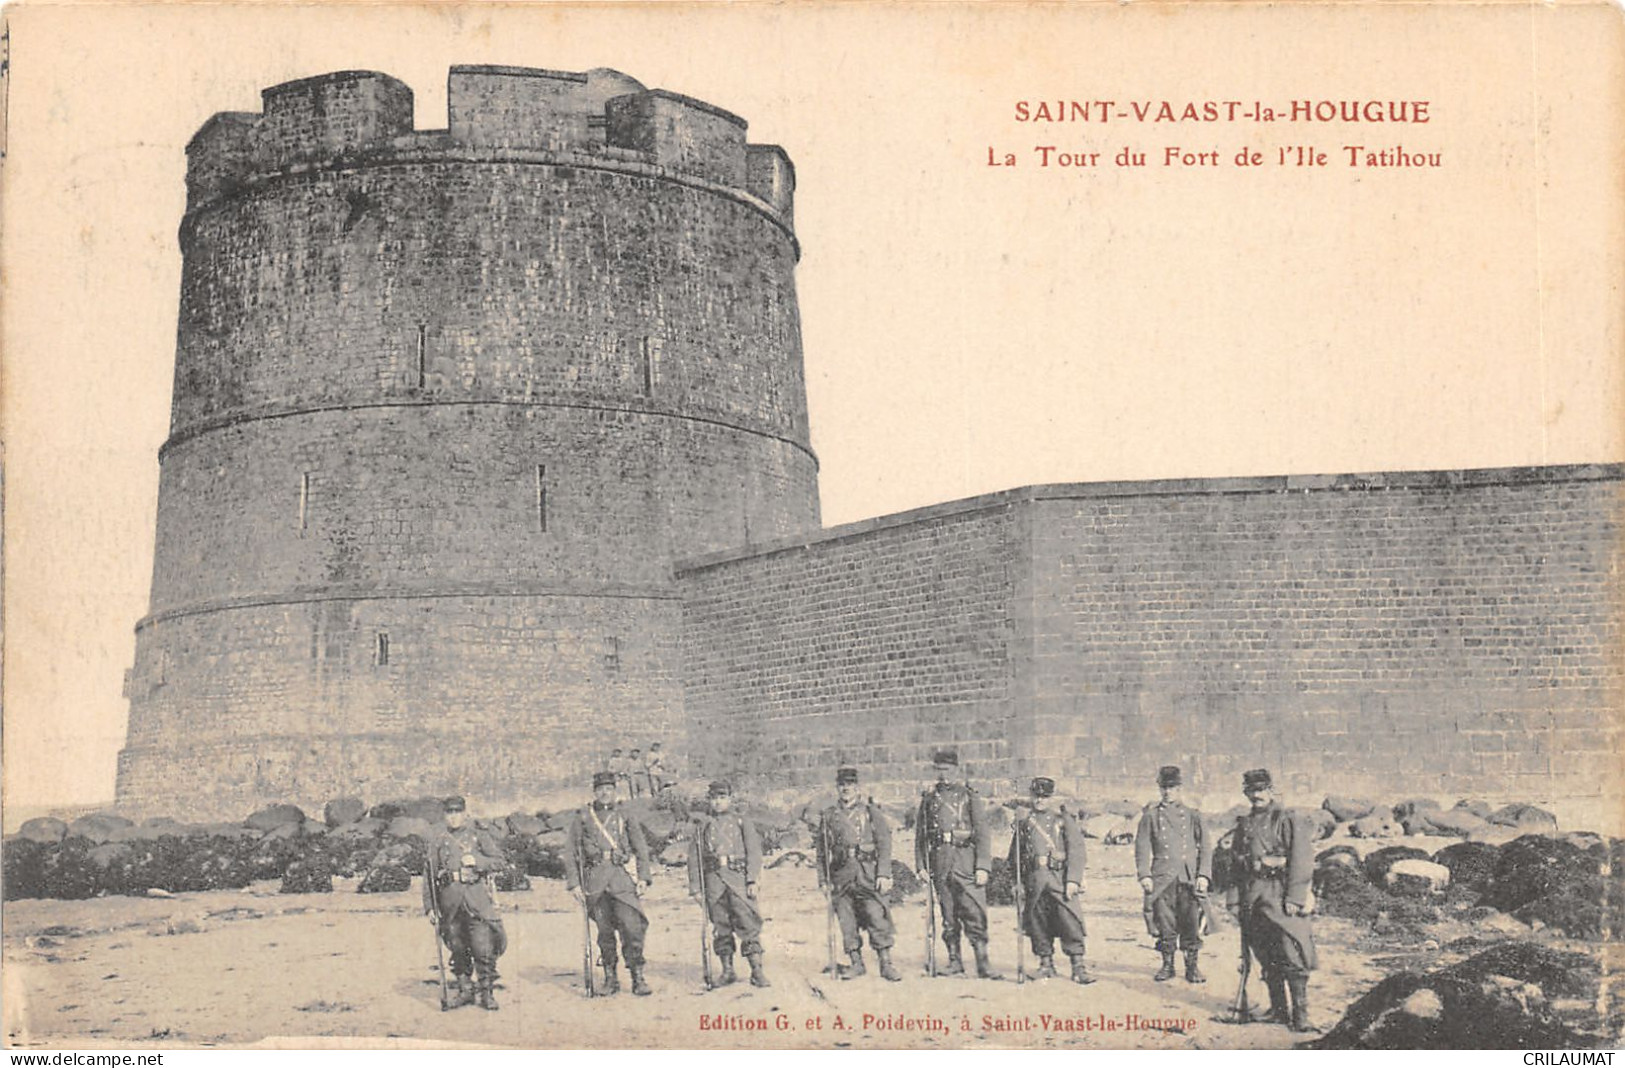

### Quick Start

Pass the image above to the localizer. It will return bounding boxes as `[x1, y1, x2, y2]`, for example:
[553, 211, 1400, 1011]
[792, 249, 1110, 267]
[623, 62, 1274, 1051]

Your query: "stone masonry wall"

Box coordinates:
[679, 500, 1025, 800]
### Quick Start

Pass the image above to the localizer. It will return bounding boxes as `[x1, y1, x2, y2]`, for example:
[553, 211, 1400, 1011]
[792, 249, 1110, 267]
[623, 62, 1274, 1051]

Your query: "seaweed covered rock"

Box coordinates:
[883, 860, 924, 905]
[506, 812, 547, 837]
[1314, 863, 1389, 922]
[280, 858, 334, 894]
[41, 837, 103, 900]
[1432, 842, 1501, 894]
[1350, 815, 1402, 839]
[1481, 835, 1601, 914]
[2, 837, 50, 900]
[1311, 943, 1609, 1049]
[492, 865, 531, 892]
[1363, 845, 1432, 887]
[357, 862, 413, 894]
[386, 816, 436, 841]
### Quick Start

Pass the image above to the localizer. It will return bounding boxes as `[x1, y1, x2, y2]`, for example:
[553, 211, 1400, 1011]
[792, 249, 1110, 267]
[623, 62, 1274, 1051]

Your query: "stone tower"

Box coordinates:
[118, 66, 819, 818]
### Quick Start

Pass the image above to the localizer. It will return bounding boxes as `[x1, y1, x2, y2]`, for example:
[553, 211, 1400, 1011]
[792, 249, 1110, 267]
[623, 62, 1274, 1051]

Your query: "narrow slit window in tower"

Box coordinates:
[415, 325, 427, 389]
[298, 473, 311, 534]
[375, 632, 390, 667]
[602, 636, 621, 672]
[535, 464, 548, 533]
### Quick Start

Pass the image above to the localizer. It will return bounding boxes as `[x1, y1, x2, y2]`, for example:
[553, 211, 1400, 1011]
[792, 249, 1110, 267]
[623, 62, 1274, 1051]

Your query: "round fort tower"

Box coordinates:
[117, 66, 819, 818]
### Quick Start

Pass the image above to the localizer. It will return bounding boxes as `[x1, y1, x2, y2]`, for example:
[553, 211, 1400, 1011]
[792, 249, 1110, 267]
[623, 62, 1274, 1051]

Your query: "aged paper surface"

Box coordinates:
[2, 0, 1621, 1052]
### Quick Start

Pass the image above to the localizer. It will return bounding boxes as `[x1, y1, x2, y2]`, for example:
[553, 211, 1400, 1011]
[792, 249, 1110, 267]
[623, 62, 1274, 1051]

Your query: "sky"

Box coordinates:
[3, 1, 1621, 812]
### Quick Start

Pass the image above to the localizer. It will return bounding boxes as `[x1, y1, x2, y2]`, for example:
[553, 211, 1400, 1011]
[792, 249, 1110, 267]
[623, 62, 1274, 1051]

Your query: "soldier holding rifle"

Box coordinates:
[915, 748, 1000, 980]
[816, 766, 903, 982]
[688, 781, 771, 988]
[1008, 777, 1093, 985]
[566, 771, 655, 996]
[1225, 768, 1319, 1032]
[423, 796, 509, 1011]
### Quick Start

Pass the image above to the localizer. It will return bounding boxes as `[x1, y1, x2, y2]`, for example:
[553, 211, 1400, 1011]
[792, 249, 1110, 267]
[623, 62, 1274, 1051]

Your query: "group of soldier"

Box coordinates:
[604, 743, 670, 800]
[421, 750, 1320, 1034]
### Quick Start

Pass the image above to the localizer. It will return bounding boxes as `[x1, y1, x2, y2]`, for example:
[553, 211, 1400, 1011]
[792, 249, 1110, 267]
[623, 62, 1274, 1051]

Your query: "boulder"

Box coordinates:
[1364, 845, 1432, 887]
[244, 804, 307, 832]
[1392, 798, 1443, 822]
[193, 822, 259, 840]
[261, 822, 303, 842]
[1310, 943, 1605, 1049]
[332, 818, 385, 840]
[1431, 842, 1501, 894]
[86, 843, 133, 869]
[1487, 804, 1558, 833]
[1452, 799, 1494, 820]
[386, 817, 436, 841]
[1316, 844, 1362, 870]
[1419, 808, 1490, 839]
[357, 863, 412, 894]
[68, 813, 135, 844]
[1324, 796, 1379, 822]
[1467, 824, 1525, 846]
[300, 821, 329, 837]
[1351, 815, 1403, 839]
[1081, 814, 1122, 840]
[506, 812, 546, 837]
[1103, 819, 1137, 845]
[1304, 807, 1338, 841]
[1386, 859, 1452, 895]
[323, 798, 367, 828]
[17, 818, 68, 845]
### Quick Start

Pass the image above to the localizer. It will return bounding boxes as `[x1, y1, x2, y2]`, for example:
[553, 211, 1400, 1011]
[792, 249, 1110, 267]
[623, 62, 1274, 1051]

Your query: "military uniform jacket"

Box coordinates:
[424, 825, 506, 923]
[817, 800, 892, 893]
[687, 811, 763, 900]
[565, 802, 652, 909]
[915, 781, 992, 878]
[1008, 808, 1086, 896]
[1227, 801, 1317, 969]
[1134, 800, 1214, 900]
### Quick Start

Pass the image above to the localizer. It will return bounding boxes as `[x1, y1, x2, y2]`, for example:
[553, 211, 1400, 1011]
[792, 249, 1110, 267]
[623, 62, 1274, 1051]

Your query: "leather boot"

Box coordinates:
[1288, 975, 1319, 1033]
[1154, 949, 1177, 982]
[1265, 976, 1290, 1025]
[477, 976, 499, 1011]
[601, 961, 621, 996]
[942, 940, 965, 976]
[747, 952, 771, 988]
[876, 948, 903, 982]
[838, 949, 866, 980]
[630, 965, 652, 996]
[448, 975, 475, 1009]
[1069, 955, 1096, 985]
[972, 941, 1002, 980]
[718, 954, 738, 986]
[1184, 948, 1206, 984]
[1034, 955, 1057, 979]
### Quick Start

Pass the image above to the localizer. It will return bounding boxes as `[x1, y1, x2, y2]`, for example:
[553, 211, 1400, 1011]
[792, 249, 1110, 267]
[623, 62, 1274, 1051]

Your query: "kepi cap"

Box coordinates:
[1030, 777, 1055, 797]
[1158, 765, 1183, 787]
[1242, 768, 1273, 791]
[443, 795, 467, 813]
[708, 780, 732, 798]
[593, 771, 618, 789]
[836, 766, 860, 785]
[932, 748, 959, 768]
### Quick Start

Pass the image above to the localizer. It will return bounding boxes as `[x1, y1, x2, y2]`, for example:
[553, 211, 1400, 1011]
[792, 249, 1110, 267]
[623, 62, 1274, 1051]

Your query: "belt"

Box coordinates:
[587, 849, 629, 868]
[705, 855, 749, 874]
[936, 831, 973, 845]
[842, 846, 878, 860]
[1044, 855, 1067, 870]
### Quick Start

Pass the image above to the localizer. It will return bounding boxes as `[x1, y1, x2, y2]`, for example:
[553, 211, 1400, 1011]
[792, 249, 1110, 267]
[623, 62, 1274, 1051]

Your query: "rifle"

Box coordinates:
[1013, 817, 1027, 985]
[1229, 906, 1253, 1023]
[573, 834, 597, 998]
[921, 797, 938, 977]
[424, 849, 450, 1011]
[818, 818, 838, 974]
[695, 819, 716, 990]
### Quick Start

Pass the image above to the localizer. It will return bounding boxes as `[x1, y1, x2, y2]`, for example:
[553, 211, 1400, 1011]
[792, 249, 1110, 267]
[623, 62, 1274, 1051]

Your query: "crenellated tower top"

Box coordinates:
[184, 66, 796, 230]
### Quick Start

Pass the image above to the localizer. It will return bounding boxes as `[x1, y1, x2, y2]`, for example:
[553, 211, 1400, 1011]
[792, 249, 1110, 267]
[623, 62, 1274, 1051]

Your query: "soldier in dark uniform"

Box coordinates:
[914, 748, 999, 979]
[1135, 764, 1213, 983]
[1225, 768, 1319, 1032]
[1009, 777, 1094, 985]
[566, 771, 656, 996]
[816, 766, 902, 982]
[423, 796, 509, 1010]
[688, 781, 770, 988]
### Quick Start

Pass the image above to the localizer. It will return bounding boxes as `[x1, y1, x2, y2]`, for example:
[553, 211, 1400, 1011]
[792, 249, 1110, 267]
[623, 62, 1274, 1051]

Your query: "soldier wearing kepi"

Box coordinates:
[688, 781, 770, 988]
[1009, 777, 1094, 984]
[566, 771, 656, 996]
[817, 767, 903, 982]
[423, 796, 509, 1010]
[1135, 764, 1214, 984]
[915, 748, 999, 979]
[1225, 768, 1319, 1032]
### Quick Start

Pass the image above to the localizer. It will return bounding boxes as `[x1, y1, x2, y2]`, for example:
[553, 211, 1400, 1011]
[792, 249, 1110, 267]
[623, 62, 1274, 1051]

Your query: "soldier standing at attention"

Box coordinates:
[608, 748, 629, 801]
[1135, 764, 1213, 983]
[645, 743, 667, 794]
[688, 781, 770, 988]
[817, 767, 903, 982]
[1225, 768, 1319, 1032]
[915, 748, 999, 979]
[1009, 777, 1094, 984]
[627, 749, 645, 797]
[424, 796, 509, 1010]
[566, 771, 656, 995]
